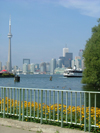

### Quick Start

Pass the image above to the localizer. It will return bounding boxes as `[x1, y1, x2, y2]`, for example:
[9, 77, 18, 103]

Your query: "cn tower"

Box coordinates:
[7, 17, 12, 72]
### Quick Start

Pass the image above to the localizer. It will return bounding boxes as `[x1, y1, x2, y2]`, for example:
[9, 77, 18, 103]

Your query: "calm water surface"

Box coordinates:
[0, 74, 83, 90]
[0, 74, 100, 107]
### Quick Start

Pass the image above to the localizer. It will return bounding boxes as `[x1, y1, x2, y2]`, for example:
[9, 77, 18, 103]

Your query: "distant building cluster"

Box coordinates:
[0, 17, 84, 75]
[0, 47, 84, 75]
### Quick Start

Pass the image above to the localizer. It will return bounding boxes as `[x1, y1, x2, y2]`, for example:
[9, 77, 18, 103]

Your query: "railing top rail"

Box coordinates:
[0, 86, 100, 94]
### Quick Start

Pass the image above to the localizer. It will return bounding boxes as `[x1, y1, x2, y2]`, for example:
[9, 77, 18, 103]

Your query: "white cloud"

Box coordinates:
[57, 0, 100, 17]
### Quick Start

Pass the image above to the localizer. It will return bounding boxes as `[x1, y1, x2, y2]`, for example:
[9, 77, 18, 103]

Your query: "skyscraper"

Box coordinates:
[7, 17, 12, 72]
[23, 59, 30, 65]
[50, 58, 56, 74]
[63, 47, 69, 57]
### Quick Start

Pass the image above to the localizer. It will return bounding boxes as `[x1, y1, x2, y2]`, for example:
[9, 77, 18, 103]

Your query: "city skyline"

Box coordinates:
[0, 0, 100, 68]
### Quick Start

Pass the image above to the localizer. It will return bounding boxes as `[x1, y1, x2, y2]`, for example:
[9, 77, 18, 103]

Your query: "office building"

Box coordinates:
[34, 64, 39, 72]
[59, 53, 73, 68]
[46, 63, 50, 73]
[7, 17, 12, 72]
[63, 47, 69, 57]
[40, 62, 46, 73]
[50, 58, 56, 74]
[0, 62, 2, 71]
[71, 59, 81, 69]
[30, 63, 35, 73]
[23, 63, 28, 73]
[79, 49, 83, 60]
[23, 59, 30, 65]
[57, 59, 62, 68]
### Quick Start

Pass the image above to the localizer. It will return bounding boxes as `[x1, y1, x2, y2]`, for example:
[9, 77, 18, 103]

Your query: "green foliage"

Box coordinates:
[82, 19, 100, 86]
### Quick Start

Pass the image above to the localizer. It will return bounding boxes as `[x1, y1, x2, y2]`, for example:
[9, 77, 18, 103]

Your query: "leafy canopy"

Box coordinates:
[82, 19, 100, 86]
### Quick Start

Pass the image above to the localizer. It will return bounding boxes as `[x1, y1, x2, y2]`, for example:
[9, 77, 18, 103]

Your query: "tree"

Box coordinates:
[82, 19, 100, 86]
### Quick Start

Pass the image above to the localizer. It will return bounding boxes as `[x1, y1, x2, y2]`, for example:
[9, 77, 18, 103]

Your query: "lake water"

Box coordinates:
[0, 74, 100, 107]
[0, 74, 83, 90]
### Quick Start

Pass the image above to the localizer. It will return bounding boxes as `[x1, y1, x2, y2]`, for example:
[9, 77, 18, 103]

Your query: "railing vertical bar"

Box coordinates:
[53, 91, 55, 121]
[7, 88, 9, 114]
[37, 90, 39, 118]
[34, 90, 35, 118]
[17, 89, 18, 115]
[57, 91, 59, 122]
[75, 92, 77, 124]
[1, 88, 3, 113]
[61, 91, 63, 128]
[84, 92, 86, 132]
[80, 92, 82, 125]
[10, 88, 12, 114]
[27, 89, 28, 117]
[22, 89, 25, 121]
[70, 92, 72, 123]
[13, 88, 15, 115]
[66, 91, 68, 123]
[41, 90, 43, 124]
[45, 90, 47, 119]
[95, 93, 96, 126]
[49, 91, 51, 120]
[3, 88, 6, 118]
[30, 89, 32, 117]
[89, 93, 91, 132]
[19, 89, 21, 121]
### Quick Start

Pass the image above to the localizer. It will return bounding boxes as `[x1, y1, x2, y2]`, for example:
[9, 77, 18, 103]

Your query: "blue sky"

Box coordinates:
[0, 0, 100, 68]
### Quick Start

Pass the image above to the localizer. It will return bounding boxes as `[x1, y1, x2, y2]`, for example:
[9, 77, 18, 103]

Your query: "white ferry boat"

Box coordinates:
[63, 65, 83, 77]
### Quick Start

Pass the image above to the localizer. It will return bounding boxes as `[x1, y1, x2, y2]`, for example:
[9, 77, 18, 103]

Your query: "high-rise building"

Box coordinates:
[63, 47, 69, 57]
[79, 49, 83, 60]
[79, 49, 84, 68]
[50, 58, 56, 74]
[7, 17, 12, 72]
[23, 59, 30, 65]
[40, 62, 46, 73]
[71, 59, 81, 69]
[0, 62, 2, 71]
[30, 63, 35, 73]
[57, 59, 62, 68]
[46, 63, 50, 73]
[59, 53, 73, 68]
[23, 63, 28, 73]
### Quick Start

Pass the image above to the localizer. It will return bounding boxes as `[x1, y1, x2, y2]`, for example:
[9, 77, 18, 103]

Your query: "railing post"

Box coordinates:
[49, 90, 51, 120]
[66, 91, 68, 123]
[89, 93, 91, 132]
[19, 89, 21, 121]
[45, 90, 47, 119]
[57, 91, 59, 122]
[3, 88, 6, 118]
[80, 92, 82, 125]
[61, 91, 63, 128]
[84, 92, 86, 132]
[70, 92, 72, 123]
[75, 92, 77, 124]
[41, 90, 43, 124]
[94, 93, 96, 126]
[1, 88, 3, 113]
[27, 89, 28, 117]
[22, 89, 25, 121]
[30, 89, 32, 117]
[37, 90, 39, 118]
[10, 88, 12, 114]
[53, 91, 55, 121]
[13, 88, 15, 115]
[34, 90, 36, 118]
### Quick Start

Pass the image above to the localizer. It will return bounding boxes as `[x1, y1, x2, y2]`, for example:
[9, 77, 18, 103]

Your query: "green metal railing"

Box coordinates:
[0, 86, 100, 132]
